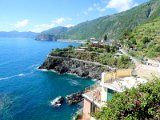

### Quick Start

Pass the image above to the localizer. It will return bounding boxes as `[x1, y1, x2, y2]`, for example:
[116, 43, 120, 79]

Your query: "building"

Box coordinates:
[75, 48, 86, 52]
[82, 69, 147, 120]
[75, 47, 88, 52]
[90, 38, 96, 41]
[143, 58, 160, 67]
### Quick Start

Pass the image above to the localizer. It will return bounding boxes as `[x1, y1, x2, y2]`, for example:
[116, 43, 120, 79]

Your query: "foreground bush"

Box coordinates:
[93, 78, 160, 120]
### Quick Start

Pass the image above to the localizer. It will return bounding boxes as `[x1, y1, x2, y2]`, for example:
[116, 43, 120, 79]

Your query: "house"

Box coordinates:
[143, 58, 160, 67]
[103, 39, 114, 46]
[90, 38, 96, 41]
[75, 47, 88, 52]
[82, 69, 147, 120]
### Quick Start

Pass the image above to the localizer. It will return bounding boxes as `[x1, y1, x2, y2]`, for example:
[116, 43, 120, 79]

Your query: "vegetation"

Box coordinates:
[104, 34, 108, 41]
[37, 0, 160, 40]
[97, 54, 132, 69]
[50, 43, 133, 69]
[120, 16, 160, 58]
[93, 78, 160, 120]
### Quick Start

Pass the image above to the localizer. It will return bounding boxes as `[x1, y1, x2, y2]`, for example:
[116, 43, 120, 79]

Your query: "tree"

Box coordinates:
[104, 34, 108, 41]
[142, 37, 150, 44]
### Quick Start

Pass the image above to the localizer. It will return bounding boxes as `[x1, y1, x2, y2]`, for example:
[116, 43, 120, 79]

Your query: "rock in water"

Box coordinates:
[66, 92, 84, 104]
[51, 96, 64, 107]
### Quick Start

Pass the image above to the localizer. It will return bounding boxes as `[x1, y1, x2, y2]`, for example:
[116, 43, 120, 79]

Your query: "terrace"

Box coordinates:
[83, 87, 102, 108]
[101, 77, 147, 92]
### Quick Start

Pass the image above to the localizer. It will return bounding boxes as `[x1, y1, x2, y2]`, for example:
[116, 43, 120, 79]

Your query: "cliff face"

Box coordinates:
[35, 26, 68, 41]
[39, 56, 111, 80]
[35, 34, 57, 41]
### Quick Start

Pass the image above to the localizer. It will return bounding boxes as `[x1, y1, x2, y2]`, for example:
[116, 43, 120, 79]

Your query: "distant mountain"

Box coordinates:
[42, 26, 68, 35]
[0, 31, 38, 38]
[38, 0, 160, 40]
[35, 26, 68, 41]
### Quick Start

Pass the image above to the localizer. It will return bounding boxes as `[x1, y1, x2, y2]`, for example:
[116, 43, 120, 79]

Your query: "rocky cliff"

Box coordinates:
[35, 34, 57, 41]
[39, 56, 111, 80]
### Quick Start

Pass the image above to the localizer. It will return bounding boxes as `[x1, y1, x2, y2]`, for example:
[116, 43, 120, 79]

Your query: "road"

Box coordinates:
[119, 49, 140, 65]
[119, 49, 160, 79]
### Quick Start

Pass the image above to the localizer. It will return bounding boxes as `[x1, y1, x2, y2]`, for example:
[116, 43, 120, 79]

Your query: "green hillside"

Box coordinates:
[121, 16, 160, 58]
[57, 0, 160, 40]
[36, 0, 160, 41]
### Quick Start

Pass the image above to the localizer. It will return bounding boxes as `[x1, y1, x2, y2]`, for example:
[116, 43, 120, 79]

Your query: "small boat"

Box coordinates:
[50, 96, 64, 107]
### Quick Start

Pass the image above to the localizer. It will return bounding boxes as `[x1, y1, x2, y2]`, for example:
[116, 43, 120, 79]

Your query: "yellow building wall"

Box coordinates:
[102, 69, 132, 83]
[116, 69, 132, 77]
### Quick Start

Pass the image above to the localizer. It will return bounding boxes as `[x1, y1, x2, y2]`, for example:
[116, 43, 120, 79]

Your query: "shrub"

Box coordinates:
[93, 78, 160, 120]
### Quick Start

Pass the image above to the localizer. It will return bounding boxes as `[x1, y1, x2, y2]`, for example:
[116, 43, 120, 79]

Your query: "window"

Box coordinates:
[107, 88, 114, 101]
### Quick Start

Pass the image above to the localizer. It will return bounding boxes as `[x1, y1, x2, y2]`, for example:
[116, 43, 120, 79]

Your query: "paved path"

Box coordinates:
[119, 49, 160, 79]
[48, 55, 115, 70]
[119, 49, 140, 65]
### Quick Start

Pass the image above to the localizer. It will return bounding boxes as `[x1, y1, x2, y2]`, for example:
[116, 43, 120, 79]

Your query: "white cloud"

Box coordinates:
[14, 19, 29, 28]
[83, 11, 89, 15]
[82, 0, 138, 16]
[52, 17, 72, 24]
[83, 7, 94, 15]
[83, 3, 107, 15]
[133, 3, 139, 7]
[29, 23, 55, 33]
[52, 17, 65, 24]
[106, 0, 138, 12]
[29, 17, 72, 32]
[65, 24, 74, 28]
[88, 7, 94, 12]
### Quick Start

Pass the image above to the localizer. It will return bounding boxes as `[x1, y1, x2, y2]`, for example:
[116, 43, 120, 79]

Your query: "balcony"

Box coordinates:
[83, 83, 102, 108]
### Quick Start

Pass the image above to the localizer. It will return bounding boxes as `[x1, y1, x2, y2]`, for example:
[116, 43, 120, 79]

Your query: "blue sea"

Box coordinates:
[0, 38, 94, 120]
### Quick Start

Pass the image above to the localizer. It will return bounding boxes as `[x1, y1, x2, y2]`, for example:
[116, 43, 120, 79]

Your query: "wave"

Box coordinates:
[0, 64, 38, 81]
[69, 80, 81, 86]
[0, 71, 34, 81]
[37, 68, 49, 72]
[0, 73, 24, 81]
[27, 64, 39, 70]
[18, 73, 24, 77]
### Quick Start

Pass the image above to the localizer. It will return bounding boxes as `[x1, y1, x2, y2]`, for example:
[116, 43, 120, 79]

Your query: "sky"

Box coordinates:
[0, 0, 149, 33]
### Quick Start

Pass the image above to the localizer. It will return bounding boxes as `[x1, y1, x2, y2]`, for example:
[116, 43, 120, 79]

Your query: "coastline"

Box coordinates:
[57, 39, 87, 44]
[38, 56, 111, 80]
[38, 68, 97, 81]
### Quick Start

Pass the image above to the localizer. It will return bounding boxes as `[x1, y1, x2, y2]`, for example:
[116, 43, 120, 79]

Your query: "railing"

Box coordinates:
[104, 78, 121, 84]
[85, 82, 100, 93]
[84, 82, 101, 104]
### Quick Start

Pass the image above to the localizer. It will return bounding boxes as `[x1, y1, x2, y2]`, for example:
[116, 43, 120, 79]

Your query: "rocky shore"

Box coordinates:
[39, 56, 111, 80]
[66, 92, 84, 104]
